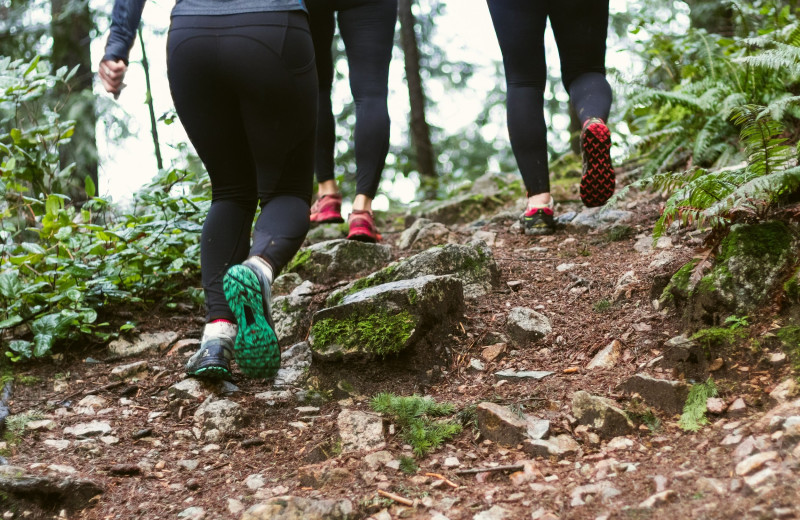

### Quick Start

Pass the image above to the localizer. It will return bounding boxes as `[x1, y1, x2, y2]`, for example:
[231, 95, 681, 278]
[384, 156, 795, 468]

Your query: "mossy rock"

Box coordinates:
[285, 239, 392, 284]
[411, 192, 509, 226]
[327, 241, 499, 306]
[663, 222, 797, 326]
[784, 266, 800, 305]
[310, 275, 464, 360]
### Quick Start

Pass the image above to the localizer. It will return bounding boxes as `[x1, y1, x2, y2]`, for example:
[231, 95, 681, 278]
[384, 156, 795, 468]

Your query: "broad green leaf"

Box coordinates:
[0, 271, 22, 298]
[8, 339, 32, 359]
[0, 315, 23, 329]
[84, 176, 96, 198]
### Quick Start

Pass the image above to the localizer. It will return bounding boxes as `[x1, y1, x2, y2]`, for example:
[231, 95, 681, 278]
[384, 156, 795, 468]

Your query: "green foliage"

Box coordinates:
[692, 315, 750, 350]
[370, 392, 462, 457]
[3, 409, 44, 445]
[592, 299, 612, 313]
[776, 325, 800, 376]
[618, 4, 800, 239]
[679, 378, 718, 432]
[398, 455, 419, 474]
[0, 57, 210, 361]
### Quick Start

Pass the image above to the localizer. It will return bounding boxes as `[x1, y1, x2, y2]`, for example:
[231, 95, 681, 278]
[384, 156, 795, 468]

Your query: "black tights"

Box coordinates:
[487, 0, 613, 196]
[306, 0, 397, 199]
[167, 12, 317, 321]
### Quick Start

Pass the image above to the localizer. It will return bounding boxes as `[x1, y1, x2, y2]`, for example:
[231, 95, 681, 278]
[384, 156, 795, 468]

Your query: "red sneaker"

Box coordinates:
[579, 118, 616, 208]
[310, 194, 344, 224]
[347, 210, 382, 243]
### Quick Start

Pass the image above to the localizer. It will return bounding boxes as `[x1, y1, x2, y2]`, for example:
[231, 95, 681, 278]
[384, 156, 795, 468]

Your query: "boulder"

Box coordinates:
[285, 239, 392, 285]
[310, 275, 464, 360]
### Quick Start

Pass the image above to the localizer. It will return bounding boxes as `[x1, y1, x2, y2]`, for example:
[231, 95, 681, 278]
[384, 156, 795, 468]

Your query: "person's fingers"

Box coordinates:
[98, 59, 127, 96]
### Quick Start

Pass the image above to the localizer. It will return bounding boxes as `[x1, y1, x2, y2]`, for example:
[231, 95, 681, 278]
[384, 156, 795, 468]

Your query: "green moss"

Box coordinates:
[16, 374, 40, 386]
[777, 325, 800, 376]
[408, 288, 418, 305]
[718, 221, 793, 264]
[605, 225, 635, 242]
[593, 299, 612, 313]
[327, 264, 400, 307]
[661, 259, 699, 302]
[784, 268, 800, 303]
[311, 309, 416, 356]
[286, 248, 312, 273]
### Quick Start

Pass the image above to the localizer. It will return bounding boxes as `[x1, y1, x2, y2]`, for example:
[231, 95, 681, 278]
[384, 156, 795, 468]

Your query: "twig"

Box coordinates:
[455, 463, 525, 475]
[424, 472, 459, 488]
[377, 489, 414, 506]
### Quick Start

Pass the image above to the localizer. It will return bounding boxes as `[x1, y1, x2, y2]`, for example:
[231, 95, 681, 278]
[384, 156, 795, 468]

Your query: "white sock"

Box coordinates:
[201, 320, 237, 343]
[244, 255, 274, 284]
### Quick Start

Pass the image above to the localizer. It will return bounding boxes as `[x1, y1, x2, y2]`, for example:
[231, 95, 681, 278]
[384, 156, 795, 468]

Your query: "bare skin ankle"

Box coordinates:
[352, 194, 373, 213]
[527, 192, 552, 210]
[317, 180, 339, 197]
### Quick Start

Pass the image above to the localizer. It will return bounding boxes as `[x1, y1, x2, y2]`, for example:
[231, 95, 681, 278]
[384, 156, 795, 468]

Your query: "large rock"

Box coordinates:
[475, 402, 549, 446]
[587, 340, 623, 370]
[658, 335, 710, 380]
[241, 496, 353, 520]
[0, 465, 103, 510]
[193, 399, 243, 440]
[273, 342, 312, 389]
[310, 275, 464, 360]
[272, 281, 314, 345]
[571, 391, 634, 439]
[398, 218, 453, 250]
[328, 241, 500, 303]
[108, 331, 178, 358]
[413, 192, 508, 226]
[567, 208, 633, 233]
[663, 222, 796, 324]
[337, 409, 385, 453]
[506, 307, 552, 345]
[618, 373, 690, 414]
[285, 239, 391, 285]
[523, 434, 580, 459]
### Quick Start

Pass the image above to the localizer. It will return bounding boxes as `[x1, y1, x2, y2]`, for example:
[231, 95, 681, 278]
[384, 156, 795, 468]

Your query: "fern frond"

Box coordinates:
[730, 104, 792, 176]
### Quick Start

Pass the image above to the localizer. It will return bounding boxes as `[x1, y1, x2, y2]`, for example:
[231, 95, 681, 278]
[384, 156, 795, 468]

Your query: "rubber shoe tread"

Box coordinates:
[580, 119, 615, 208]
[223, 265, 280, 379]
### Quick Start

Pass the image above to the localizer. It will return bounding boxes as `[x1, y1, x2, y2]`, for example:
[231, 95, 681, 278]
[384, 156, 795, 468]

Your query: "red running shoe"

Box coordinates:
[347, 210, 382, 243]
[309, 194, 344, 224]
[579, 118, 616, 208]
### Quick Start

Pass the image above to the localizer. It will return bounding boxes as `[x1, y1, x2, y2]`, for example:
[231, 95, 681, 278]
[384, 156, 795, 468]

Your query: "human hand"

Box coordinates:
[98, 59, 127, 99]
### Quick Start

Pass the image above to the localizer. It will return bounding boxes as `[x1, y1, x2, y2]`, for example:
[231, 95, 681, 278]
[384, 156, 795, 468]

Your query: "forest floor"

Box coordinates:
[2, 188, 799, 520]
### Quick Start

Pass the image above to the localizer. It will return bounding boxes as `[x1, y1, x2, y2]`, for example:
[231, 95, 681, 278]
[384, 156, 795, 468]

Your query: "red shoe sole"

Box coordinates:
[580, 121, 615, 208]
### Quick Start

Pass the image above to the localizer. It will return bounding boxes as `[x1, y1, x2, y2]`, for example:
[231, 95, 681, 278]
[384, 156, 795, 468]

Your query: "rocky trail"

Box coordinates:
[1, 175, 799, 520]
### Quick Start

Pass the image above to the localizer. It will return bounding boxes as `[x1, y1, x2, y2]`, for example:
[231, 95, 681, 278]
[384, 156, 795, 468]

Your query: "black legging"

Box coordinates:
[306, 0, 397, 199]
[487, 0, 613, 196]
[167, 11, 317, 322]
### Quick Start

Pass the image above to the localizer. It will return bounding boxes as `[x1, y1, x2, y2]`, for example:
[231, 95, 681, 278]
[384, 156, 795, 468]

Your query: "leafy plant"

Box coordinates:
[692, 315, 750, 350]
[398, 455, 419, 474]
[1, 56, 211, 361]
[679, 378, 718, 432]
[370, 392, 462, 457]
[617, 4, 800, 240]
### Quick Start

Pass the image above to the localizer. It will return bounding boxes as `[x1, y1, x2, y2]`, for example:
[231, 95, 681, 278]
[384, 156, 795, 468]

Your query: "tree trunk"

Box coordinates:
[51, 0, 98, 205]
[398, 0, 438, 199]
[683, 0, 735, 36]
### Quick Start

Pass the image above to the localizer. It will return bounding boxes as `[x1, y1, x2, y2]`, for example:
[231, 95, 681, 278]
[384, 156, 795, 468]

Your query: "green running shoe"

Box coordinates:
[223, 262, 280, 378]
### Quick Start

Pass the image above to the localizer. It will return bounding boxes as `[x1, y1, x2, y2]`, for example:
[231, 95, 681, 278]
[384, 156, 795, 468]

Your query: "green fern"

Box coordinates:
[371, 393, 462, 457]
[679, 379, 718, 432]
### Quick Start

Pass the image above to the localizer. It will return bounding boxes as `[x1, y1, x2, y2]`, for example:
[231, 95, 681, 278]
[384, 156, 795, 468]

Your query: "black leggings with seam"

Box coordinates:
[306, 0, 397, 199]
[487, 0, 613, 196]
[167, 11, 317, 322]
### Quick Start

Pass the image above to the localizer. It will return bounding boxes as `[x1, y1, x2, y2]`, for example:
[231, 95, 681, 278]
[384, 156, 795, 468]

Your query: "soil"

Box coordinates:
[2, 192, 799, 520]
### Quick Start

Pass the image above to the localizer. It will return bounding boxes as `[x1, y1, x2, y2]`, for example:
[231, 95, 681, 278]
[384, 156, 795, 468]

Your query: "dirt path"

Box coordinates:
[2, 194, 799, 520]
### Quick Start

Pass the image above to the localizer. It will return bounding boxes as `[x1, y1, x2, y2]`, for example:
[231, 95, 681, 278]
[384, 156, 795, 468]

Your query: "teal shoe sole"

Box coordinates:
[188, 365, 232, 381]
[223, 265, 280, 379]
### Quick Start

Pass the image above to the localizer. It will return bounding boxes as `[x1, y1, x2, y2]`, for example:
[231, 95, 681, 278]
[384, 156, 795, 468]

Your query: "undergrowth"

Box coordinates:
[370, 392, 462, 457]
[679, 378, 718, 432]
